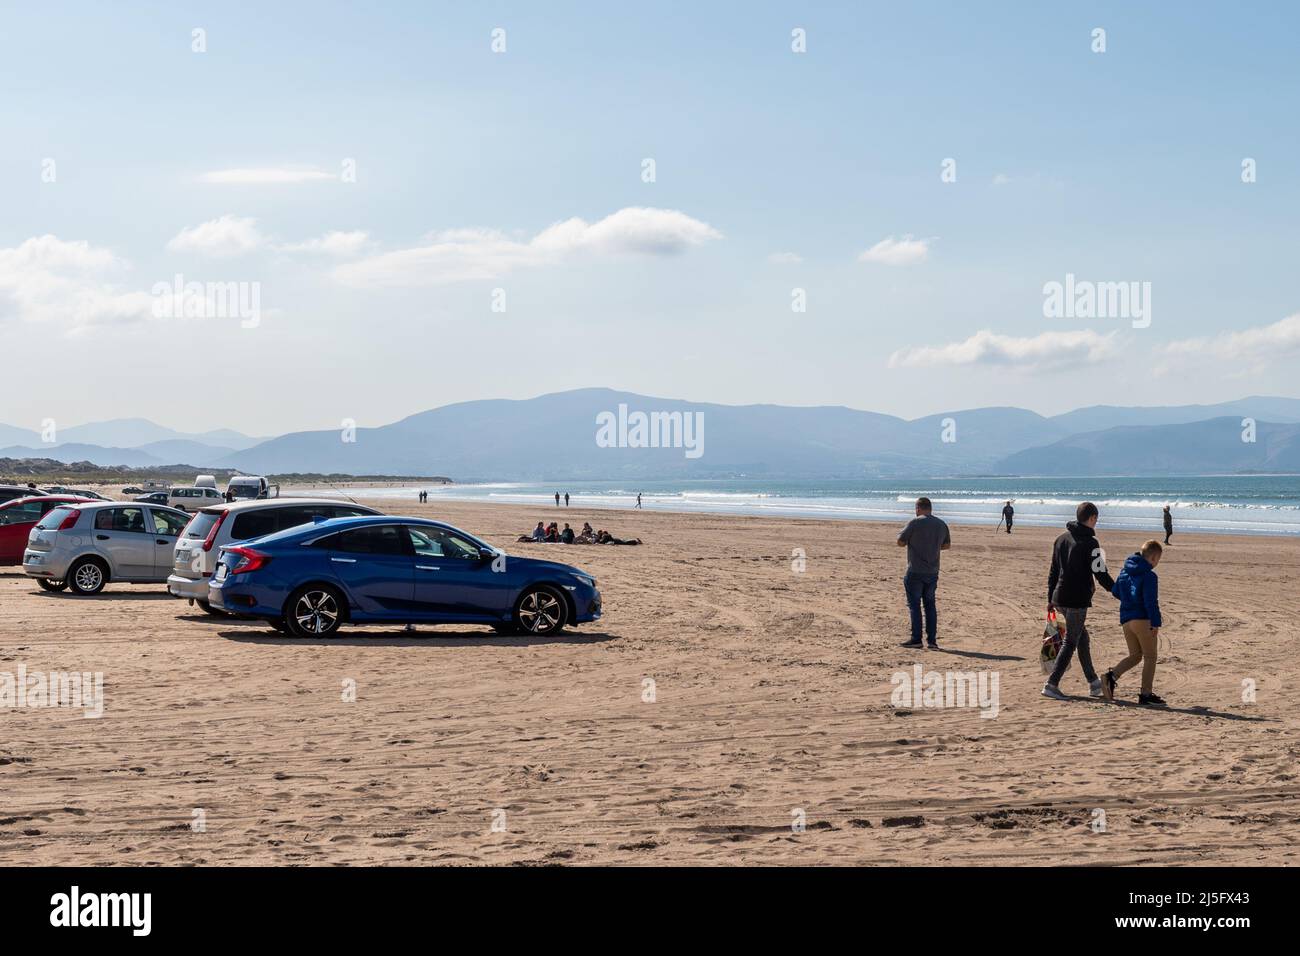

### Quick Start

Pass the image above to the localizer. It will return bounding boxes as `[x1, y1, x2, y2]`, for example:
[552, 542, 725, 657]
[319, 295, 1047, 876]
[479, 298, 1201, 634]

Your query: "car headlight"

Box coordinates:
[571, 573, 595, 589]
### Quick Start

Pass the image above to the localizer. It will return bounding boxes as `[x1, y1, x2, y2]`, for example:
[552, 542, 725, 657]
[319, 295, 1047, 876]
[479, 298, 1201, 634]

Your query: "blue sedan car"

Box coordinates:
[208, 515, 601, 637]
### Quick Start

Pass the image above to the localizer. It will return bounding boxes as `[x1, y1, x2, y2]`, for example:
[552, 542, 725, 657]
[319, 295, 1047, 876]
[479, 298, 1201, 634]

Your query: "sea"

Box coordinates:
[325, 476, 1300, 537]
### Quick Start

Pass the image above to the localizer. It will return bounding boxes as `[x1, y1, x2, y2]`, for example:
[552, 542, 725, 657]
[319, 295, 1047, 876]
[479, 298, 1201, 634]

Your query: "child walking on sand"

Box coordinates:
[1102, 540, 1166, 706]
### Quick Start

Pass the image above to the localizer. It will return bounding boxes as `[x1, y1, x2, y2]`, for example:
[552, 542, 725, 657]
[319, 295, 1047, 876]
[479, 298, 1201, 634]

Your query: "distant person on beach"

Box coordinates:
[555, 492, 561, 507]
[635, 493, 642, 509]
[560, 523, 574, 544]
[897, 497, 951, 649]
[1163, 506, 1173, 545]
[530, 522, 546, 542]
[1001, 501, 1014, 534]
[1042, 502, 1118, 701]
[564, 492, 570, 507]
[1101, 540, 1167, 706]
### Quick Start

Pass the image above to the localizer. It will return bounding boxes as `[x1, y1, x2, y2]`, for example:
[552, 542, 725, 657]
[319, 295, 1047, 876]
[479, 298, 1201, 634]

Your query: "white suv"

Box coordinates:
[166, 486, 227, 512]
[168, 498, 380, 613]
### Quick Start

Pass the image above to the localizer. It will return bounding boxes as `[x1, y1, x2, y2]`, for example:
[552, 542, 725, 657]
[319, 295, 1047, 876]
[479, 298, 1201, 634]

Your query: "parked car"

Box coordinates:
[134, 491, 170, 506]
[194, 475, 217, 490]
[208, 515, 602, 637]
[0, 495, 93, 566]
[44, 486, 110, 500]
[165, 486, 226, 512]
[1, 484, 48, 504]
[23, 501, 191, 594]
[122, 486, 145, 495]
[168, 498, 381, 614]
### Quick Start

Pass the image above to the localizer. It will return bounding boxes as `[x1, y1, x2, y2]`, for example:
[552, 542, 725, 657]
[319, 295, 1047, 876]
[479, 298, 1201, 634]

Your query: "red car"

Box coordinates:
[0, 496, 94, 566]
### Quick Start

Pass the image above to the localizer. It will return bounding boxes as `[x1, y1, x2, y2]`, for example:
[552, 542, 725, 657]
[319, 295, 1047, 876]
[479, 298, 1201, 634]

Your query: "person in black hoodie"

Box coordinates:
[1041, 502, 1118, 700]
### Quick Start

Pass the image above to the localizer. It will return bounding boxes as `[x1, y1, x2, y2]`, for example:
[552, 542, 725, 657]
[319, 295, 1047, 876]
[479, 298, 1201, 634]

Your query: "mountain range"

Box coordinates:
[3, 390, 1300, 480]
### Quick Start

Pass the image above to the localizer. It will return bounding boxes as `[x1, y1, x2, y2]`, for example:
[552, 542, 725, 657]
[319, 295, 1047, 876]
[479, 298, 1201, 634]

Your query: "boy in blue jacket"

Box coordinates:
[1102, 540, 1165, 706]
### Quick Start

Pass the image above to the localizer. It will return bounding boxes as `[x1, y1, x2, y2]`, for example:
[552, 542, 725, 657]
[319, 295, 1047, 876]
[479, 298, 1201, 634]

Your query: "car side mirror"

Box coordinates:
[478, 547, 497, 562]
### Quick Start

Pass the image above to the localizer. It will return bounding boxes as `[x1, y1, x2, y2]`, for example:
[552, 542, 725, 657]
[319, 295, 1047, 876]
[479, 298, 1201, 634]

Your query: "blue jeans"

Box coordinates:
[904, 572, 939, 643]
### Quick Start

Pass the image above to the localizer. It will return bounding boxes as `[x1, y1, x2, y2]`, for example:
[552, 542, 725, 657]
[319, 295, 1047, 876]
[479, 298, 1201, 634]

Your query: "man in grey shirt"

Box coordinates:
[896, 497, 951, 648]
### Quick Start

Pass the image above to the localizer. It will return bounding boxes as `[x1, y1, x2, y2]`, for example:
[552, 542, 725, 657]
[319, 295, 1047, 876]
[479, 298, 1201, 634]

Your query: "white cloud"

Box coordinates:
[889, 329, 1118, 368]
[279, 230, 371, 257]
[167, 215, 266, 257]
[334, 207, 721, 287]
[858, 234, 932, 266]
[0, 235, 154, 331]
[198, 167, 336, 184]
[992, 173, 1011, 186]
[767, 251, 803, 265]
[1165, 314, 1300, 362]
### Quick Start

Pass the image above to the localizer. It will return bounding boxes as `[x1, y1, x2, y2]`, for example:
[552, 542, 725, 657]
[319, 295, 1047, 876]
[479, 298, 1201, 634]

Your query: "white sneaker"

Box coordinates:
[1088, 678, 1104, 698]
[1041, 683, 1067, 700]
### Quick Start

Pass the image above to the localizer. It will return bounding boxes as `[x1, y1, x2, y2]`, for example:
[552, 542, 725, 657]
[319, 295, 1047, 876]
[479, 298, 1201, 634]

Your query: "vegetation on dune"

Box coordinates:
[0, 458, 452, 486]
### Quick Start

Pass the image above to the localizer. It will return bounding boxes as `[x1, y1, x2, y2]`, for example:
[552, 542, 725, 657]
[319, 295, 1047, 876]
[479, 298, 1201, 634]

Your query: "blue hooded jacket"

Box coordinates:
[1112, 552, 1162, 628]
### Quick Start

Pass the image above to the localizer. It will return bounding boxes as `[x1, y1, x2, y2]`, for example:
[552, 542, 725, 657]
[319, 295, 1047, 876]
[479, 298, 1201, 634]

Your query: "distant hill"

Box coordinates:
[996, 417, 1300, 475]
[5, 392, 1300, 478]
[0, 444, 166, 468]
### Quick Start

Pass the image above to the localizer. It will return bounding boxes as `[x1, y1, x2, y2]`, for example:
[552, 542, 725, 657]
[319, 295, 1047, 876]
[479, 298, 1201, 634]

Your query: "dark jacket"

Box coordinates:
[1047, 520, 1117, 608]
[1163, 510, 1173, 531]
[1113, 553, 1162, 628]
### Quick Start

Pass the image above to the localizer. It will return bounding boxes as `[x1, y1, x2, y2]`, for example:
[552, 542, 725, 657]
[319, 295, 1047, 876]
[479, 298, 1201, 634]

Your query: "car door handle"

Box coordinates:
[96, 534, 109, 540]
[156, 539, 170, 545]
[416, 565, 440, 571]
[331, 557, 357, 563]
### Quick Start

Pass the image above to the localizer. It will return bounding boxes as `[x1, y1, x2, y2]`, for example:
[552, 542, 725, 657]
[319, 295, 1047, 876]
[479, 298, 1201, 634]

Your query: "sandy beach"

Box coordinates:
[2, 498, 1296, 866]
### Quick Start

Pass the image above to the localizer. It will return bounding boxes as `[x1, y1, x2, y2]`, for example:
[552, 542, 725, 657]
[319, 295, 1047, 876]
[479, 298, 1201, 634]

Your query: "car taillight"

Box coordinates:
[58, 509, 81, 531]
[202, 509, 229, 552]
[225, 546, 270, 574]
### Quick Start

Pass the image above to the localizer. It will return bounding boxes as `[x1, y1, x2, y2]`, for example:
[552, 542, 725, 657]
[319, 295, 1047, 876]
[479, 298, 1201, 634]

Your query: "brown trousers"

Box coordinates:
[1111, 619, 1157, 694]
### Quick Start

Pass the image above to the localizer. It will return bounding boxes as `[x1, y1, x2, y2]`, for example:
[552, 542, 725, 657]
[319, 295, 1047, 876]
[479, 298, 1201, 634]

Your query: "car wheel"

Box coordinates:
[68, 558, 108, 595]
[196, 599, 226, 616]
[37, 578, 68, 592]
[514, 586, 567, 635]
[284, 584, 345, 637]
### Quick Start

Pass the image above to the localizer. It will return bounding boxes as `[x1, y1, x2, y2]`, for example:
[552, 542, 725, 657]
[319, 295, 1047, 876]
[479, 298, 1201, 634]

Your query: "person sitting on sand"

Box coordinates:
[560, 523, 574, 544]
[1101, 540, 1166, 706]
[545, 522, 560, 542]
[596, 529, 642, 545]
[575, 522, 596, 544]
[530, 522, 546, 542]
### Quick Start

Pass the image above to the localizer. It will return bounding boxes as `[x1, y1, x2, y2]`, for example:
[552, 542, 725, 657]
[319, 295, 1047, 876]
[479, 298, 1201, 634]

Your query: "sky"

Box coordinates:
[2, 0, 1299, 436]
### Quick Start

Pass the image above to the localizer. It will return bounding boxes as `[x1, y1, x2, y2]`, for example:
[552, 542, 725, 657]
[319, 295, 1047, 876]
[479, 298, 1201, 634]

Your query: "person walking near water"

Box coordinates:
[564, 492, 570, 507]
[555, 492, 561, 507]
[1163, 505, 1173, 545]
[1042, 502, 1118, 701]
[635, 492, 642, 509]
[897, 497, 951, 649]
[1001, 501, 1014, 534]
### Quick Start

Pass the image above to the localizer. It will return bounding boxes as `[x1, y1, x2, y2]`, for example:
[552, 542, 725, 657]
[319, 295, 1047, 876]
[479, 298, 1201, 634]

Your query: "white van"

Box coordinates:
[226, 475, 279, 501]
[194, 475, 217, 490]
[167, 486, 226, 512]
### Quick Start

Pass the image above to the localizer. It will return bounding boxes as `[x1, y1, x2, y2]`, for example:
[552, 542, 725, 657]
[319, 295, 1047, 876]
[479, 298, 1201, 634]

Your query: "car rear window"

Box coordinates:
[182, 510, 222, 540]
[35, 506, 77, 530]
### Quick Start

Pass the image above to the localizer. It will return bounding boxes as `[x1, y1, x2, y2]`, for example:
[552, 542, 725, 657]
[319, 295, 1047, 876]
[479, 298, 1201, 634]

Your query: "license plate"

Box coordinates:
[214, 563, 228, 582]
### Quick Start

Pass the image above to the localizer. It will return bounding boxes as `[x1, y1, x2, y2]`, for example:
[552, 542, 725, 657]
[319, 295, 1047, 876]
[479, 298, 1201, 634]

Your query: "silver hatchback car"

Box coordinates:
[23, 501, 190, 595]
